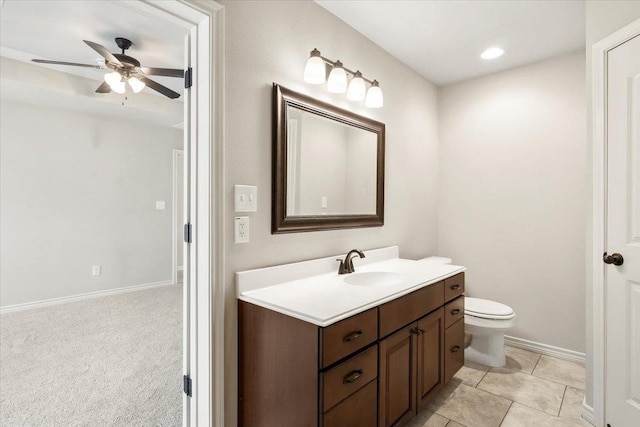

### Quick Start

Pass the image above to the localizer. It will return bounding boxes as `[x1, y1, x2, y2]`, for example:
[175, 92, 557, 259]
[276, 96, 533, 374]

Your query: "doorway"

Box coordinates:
[0, 0, 224, 425]
[592, 17, 640, 427]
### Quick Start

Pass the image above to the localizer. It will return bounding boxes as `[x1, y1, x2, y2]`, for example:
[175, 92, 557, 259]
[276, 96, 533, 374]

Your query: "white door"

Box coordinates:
[605, 33, 640, 427]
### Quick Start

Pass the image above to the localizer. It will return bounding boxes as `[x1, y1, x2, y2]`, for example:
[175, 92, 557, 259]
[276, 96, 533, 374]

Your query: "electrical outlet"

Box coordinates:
[234, 216, 250, 243]
[156, 201, 166, 210]
[92, 265, 101, 276]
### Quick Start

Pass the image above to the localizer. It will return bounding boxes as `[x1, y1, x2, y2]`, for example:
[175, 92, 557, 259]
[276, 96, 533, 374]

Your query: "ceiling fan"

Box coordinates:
[31, 37, 183, 99]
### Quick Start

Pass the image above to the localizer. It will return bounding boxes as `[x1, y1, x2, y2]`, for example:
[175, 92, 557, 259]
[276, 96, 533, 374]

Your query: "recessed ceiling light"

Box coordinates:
[481, 47, 505, 60]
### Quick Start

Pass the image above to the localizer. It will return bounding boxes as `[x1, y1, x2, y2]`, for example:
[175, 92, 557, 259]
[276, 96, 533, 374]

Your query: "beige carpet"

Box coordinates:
[1, 284, 182, 426]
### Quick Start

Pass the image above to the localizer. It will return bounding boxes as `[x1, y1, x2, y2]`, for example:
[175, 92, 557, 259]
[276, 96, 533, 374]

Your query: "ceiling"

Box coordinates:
[0, 0, 187, 126]
[316, 0, 586, 86]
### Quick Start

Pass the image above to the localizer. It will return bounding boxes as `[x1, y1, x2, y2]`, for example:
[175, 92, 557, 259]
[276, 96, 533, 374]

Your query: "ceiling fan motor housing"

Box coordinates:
[115, 37, 133, 52]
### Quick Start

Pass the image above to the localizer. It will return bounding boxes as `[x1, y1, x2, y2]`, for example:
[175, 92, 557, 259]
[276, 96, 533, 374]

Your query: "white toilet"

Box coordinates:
[464, 297, 515, 367]
[418, 256, 516, 367]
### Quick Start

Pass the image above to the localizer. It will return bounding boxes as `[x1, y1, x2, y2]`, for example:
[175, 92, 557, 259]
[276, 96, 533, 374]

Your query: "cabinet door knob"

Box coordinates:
[343, 369, 363, 384]
[451, 309, 461, 315]
[450, 284, 461, 290]
[450, 345, 461, 353]
[343, 330, 363, 342]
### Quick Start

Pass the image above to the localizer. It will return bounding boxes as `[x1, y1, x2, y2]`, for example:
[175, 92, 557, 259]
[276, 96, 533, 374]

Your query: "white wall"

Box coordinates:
[585, 0, 640, 411]
[0, 99, 182, 307]
[437, 52, 587, 353]
[220, 1, 440, 424]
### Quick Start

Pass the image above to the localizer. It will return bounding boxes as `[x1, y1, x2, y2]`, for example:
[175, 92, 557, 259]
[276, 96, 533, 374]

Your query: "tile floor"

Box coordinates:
[408, 346, 591, 427]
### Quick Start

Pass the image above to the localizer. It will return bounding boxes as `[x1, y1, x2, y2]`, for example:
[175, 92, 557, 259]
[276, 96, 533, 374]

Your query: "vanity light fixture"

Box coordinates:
[327, 60, 348, 93]
[481, 46, 505, 60]
[365, 80, 383, 108]
[347, 71, 366, 101]
[303, 48, 383, 108]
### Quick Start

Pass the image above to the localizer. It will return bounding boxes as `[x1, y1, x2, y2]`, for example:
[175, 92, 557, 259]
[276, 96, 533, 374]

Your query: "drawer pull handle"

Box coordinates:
[451, 309, 461, 315]
[411, 328, 425, 335]
[451, 345, 461, 353]
[450, 284, 461, 290]
[343, 369, 363, 384]
[343, 330, 363, 342]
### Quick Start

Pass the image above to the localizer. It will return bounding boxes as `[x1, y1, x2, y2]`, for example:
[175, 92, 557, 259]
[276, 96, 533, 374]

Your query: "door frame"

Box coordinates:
[117, 1, 226, 426]
[172, 148, 184, 285]
[591, 17, 640, 427]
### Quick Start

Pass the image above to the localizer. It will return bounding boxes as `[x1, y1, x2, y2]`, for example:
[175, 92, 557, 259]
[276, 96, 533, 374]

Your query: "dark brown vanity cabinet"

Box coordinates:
[238, 272, 465, 427]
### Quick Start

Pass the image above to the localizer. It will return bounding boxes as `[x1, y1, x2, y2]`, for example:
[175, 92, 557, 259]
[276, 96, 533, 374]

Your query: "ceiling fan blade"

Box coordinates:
[139, 76, 180, 99]
[32, 59, 104, 69]
[83, 40, 122, 66]
[95, 81, 111, 94]
[141, 67, 184, 78]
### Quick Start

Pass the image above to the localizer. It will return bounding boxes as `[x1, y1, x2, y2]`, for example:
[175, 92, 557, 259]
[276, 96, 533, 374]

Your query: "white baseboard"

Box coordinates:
[581, 400, 595, 426]
[1, 280, 175, 314]
[504, 335, 586, 365]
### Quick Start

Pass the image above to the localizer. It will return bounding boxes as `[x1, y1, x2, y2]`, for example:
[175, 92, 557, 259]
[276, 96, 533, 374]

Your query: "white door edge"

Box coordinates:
[172, 148, 184, 286]
[591, 17, 640, 427]
[114, 1, 226, 426]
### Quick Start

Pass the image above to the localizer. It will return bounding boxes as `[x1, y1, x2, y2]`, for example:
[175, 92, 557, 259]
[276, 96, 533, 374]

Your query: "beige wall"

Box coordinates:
[585, 0, 640, 411]
[221, 1, 440, 424]
[0, 99, 182, 307]
[437, 52, 587, 352]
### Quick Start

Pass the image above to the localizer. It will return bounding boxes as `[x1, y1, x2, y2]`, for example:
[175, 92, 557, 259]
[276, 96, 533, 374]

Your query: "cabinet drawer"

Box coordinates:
[444, 273, 465, 303]
[321, 380, 377, 427]
[321, 308, 378, 368]
[379, 282, 444, 337]
[444, 296, 464, 328]
[321, 345, 378, 412]
[444, 319, 465, 384]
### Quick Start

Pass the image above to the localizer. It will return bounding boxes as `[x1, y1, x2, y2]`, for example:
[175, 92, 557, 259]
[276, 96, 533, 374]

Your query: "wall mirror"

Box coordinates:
[273, 83, 385, 233]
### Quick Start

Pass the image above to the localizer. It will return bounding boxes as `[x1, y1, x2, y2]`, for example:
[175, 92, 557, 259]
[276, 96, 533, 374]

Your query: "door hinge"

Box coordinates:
[183, 374, 192, 397]
[184, 223, 192, 244]
[184, 68, 193, 89]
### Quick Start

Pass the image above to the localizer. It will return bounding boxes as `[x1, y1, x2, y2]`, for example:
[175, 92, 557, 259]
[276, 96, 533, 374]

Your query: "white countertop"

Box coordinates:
[236, 247, 466, 327]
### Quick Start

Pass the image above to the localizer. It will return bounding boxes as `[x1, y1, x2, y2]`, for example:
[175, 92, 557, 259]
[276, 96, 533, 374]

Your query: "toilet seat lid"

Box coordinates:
[465, 297, 515, 319]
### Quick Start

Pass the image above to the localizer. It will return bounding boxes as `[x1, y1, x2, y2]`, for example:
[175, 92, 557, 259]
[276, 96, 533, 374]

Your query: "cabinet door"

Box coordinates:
[416, 308, 444, 406]
[321, 380, 377, 427]
[444, 318, 465, 384]
[379, 324, 416, 427]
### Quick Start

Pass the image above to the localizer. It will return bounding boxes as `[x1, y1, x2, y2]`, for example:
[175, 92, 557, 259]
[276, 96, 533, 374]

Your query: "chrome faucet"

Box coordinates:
[336, 249, 366, 274]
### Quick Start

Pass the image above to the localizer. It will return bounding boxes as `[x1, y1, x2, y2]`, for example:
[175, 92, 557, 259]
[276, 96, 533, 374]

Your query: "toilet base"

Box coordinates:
[464, 330, 506, 367]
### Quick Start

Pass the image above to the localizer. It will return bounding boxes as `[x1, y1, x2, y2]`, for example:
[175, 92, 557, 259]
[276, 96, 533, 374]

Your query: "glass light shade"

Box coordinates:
[346, 71, 366, 101]
[365, 81, 383, 108]
[304, 52, 326, 84]
[128, 77, 146, 93]
[327, 61, 347, 93]
[104, 71, 125, 94]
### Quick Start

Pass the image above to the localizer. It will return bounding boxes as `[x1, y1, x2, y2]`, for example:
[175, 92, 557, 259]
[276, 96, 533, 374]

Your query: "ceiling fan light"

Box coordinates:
[347, 71, 366, 101]
[128, 77, 146, 93]
[365, 80, 383, 108]
[327, 60, 347, 93]
[104, 71, 126, 94]
[304, 49, 326, 84]
[104, 71, 122, 86]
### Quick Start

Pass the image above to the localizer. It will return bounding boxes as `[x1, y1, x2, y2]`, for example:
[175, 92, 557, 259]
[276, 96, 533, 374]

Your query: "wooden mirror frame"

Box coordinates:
[272, 83, 385, 233]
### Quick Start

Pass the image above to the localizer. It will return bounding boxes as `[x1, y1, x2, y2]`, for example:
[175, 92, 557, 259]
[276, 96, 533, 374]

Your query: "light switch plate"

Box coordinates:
[234, 216, 250, 243]
[234, 185, 257, 212]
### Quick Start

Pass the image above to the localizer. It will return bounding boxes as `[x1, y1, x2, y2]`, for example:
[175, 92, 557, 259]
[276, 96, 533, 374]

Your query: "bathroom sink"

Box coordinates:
[343, 272, 406, 287]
